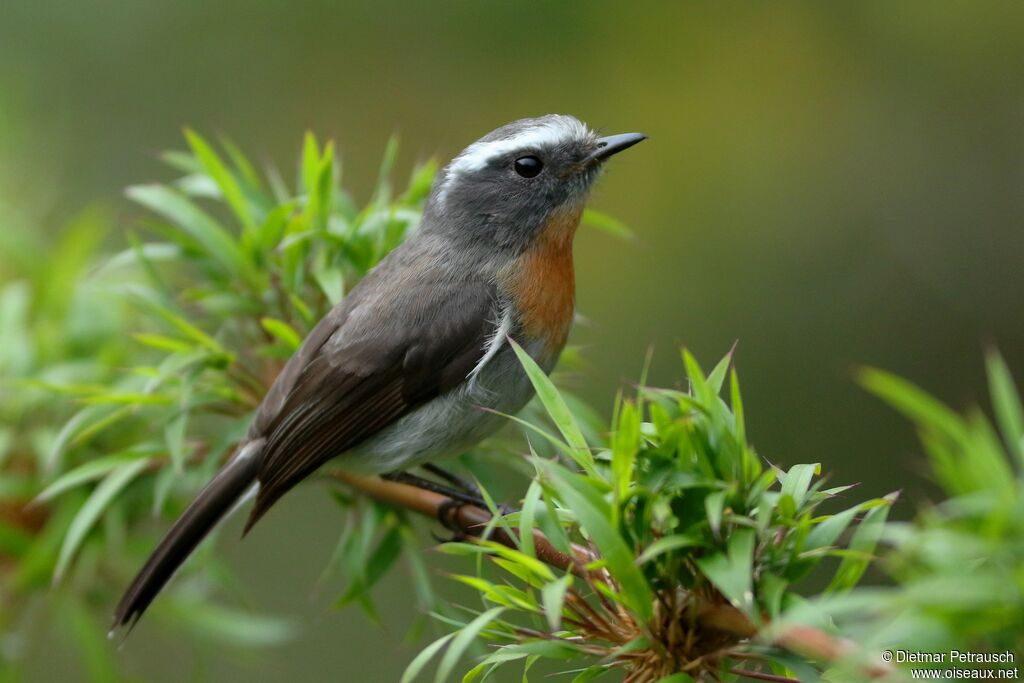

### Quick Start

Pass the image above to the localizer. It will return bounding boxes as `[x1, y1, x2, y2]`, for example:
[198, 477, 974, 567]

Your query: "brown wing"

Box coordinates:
[243, 279, 496, 531]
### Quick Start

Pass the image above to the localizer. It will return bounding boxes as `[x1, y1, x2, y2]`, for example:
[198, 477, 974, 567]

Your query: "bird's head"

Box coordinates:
[427, 114, 645, 250]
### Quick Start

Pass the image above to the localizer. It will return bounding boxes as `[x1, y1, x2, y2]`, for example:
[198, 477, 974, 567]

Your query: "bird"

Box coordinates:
[111, 114, 645, 633]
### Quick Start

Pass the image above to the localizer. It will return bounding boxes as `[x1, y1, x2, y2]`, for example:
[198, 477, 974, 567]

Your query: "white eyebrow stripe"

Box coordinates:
[437, 116, 590, 205]
[449, 118, 589, 175]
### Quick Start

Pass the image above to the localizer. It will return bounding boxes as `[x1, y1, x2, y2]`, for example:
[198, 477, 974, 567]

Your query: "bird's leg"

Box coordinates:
[418, 465, 517, 515]
[417, 465, 518, 516]
[382, 471, 485, 540]
[382, 470, 518, 537]
[422, 463, 481, 499]
[435, 499, 470, 539]
[382, 471, 486, 508]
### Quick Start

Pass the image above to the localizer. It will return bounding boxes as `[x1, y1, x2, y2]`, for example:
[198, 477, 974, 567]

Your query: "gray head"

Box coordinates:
[427, 115, 645, 251]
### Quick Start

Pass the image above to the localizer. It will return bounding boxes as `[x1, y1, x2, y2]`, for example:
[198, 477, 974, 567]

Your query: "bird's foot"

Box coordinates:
[418, 465, 518, 516]
[431, 498, 470, 542]
[382, 469, 516, 541]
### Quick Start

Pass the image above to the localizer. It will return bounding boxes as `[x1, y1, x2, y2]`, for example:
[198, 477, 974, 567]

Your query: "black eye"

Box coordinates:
[514, 155, 543, 178]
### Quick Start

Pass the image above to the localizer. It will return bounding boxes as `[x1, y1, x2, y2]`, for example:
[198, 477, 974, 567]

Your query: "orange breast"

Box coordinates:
[503, 206, 582, 354]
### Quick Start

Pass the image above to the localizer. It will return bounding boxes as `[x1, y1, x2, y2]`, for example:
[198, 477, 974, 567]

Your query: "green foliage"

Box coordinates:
[860, 354, 1024, 652]
[764, 356, 1024, 679]
[4, 129, 1022, 683]
[406, 350, 895, 682]
[0, 208, 134, 679]
[0, 131, 435, 678]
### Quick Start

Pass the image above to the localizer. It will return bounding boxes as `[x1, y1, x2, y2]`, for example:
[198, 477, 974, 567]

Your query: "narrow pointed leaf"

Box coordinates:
[827, 493, 896, 592]
[986, 350, 1024, 465]
[434, 607, 506, 683]
[54, 459, 150, 581]
[509, 339, 595, 475]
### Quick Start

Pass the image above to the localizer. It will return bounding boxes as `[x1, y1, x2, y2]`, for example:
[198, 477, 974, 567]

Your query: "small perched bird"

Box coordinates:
[112, 115, 645, 632]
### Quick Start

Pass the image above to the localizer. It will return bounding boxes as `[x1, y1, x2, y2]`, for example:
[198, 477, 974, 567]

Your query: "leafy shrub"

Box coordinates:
[0, 131, 435, 676]
[405, 348, 893, 682]
[2, 130, 1020, 683]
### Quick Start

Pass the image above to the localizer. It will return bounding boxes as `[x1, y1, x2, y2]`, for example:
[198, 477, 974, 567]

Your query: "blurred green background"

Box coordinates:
[2, 1, 1023, 680]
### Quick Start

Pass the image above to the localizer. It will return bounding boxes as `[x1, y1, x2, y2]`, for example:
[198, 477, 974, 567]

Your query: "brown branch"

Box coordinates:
[332, 471, 593, 573]
[332, 471, 893, 680]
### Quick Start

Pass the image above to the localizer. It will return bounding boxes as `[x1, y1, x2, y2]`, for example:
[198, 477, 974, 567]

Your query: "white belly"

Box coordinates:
[337, 341, 543, 474]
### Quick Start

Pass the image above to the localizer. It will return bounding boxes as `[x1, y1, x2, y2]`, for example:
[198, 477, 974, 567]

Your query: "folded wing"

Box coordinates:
[244, 278, 496, 530]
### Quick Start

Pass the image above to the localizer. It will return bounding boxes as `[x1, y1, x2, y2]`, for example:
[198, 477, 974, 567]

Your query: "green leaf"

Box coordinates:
[97, 242, 183, 275]
[636, 534, 698, 565]
[493, 411, 575, 456]
[35, 454, 149, 504]
[313, 264, 345, 305]
[780, 463, 819, 509]
[48, 405, 121, 473]
[860, 368, 968, 444]
[126, 184, 258, 286]
[474, 540, 555, 583]
[804, 504, 860, 552]
[373, 135, 400, 204]
[164, 598, 296, 647]
[301, 131, 321, 194]
[261, 317, 303, 351]
[219, 135, 263, 190]
[730, 368, 747, 445]
[509, 339, 595, 476]
[452, 574, 519, 609]
[484, 640, 582, 660]
[571, 667, 611, 683]
[257, 201, 296, 253]
[706, 352, 732, 394]
[434, 607, 506, 683]
[133, 333, 194, 354]
[611, 400, 640, 501]
[827, 493, 896, 592]
[682, 349, 715, 408]
[476, 481, 519, 548]
[541, 574, 572, 631]
[54, 459, 150, 581]
[184, 128, 256, 234]
[695, 528, 756, 615]
[78, 392, 172, 406]
[517, 479, 543, 559]
[760, 572, 789, 618]
[400, 159, 439, 205]
[165, 408, 188, 473]
[581, 208, 634, 239]
[986, 350, 1024, 465]
[538, 459, 653, 621]
[60, 594, 117, 683]
[305, 141, 336, 230]
[461, 662, 489, 683]
[131, 294, 227, 356]
[336, 519, 404, 609]
[705, 489, 726, 536]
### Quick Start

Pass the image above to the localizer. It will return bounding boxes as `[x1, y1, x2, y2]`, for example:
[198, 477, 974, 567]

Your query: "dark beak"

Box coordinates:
[584, 132, 647, 165]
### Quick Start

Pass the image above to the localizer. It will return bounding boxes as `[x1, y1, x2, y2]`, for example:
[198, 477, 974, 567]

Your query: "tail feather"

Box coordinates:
[111, 439, 263, 634]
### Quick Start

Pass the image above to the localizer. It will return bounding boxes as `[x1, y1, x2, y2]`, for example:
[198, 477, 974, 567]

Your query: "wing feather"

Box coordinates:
[244, 279, 496, 530]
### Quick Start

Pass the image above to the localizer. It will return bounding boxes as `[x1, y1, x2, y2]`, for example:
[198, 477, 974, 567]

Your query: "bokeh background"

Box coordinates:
[2, 2, 1023, 680]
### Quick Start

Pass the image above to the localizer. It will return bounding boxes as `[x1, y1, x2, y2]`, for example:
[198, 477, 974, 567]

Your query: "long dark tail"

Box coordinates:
[111, 439, 264, 634]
